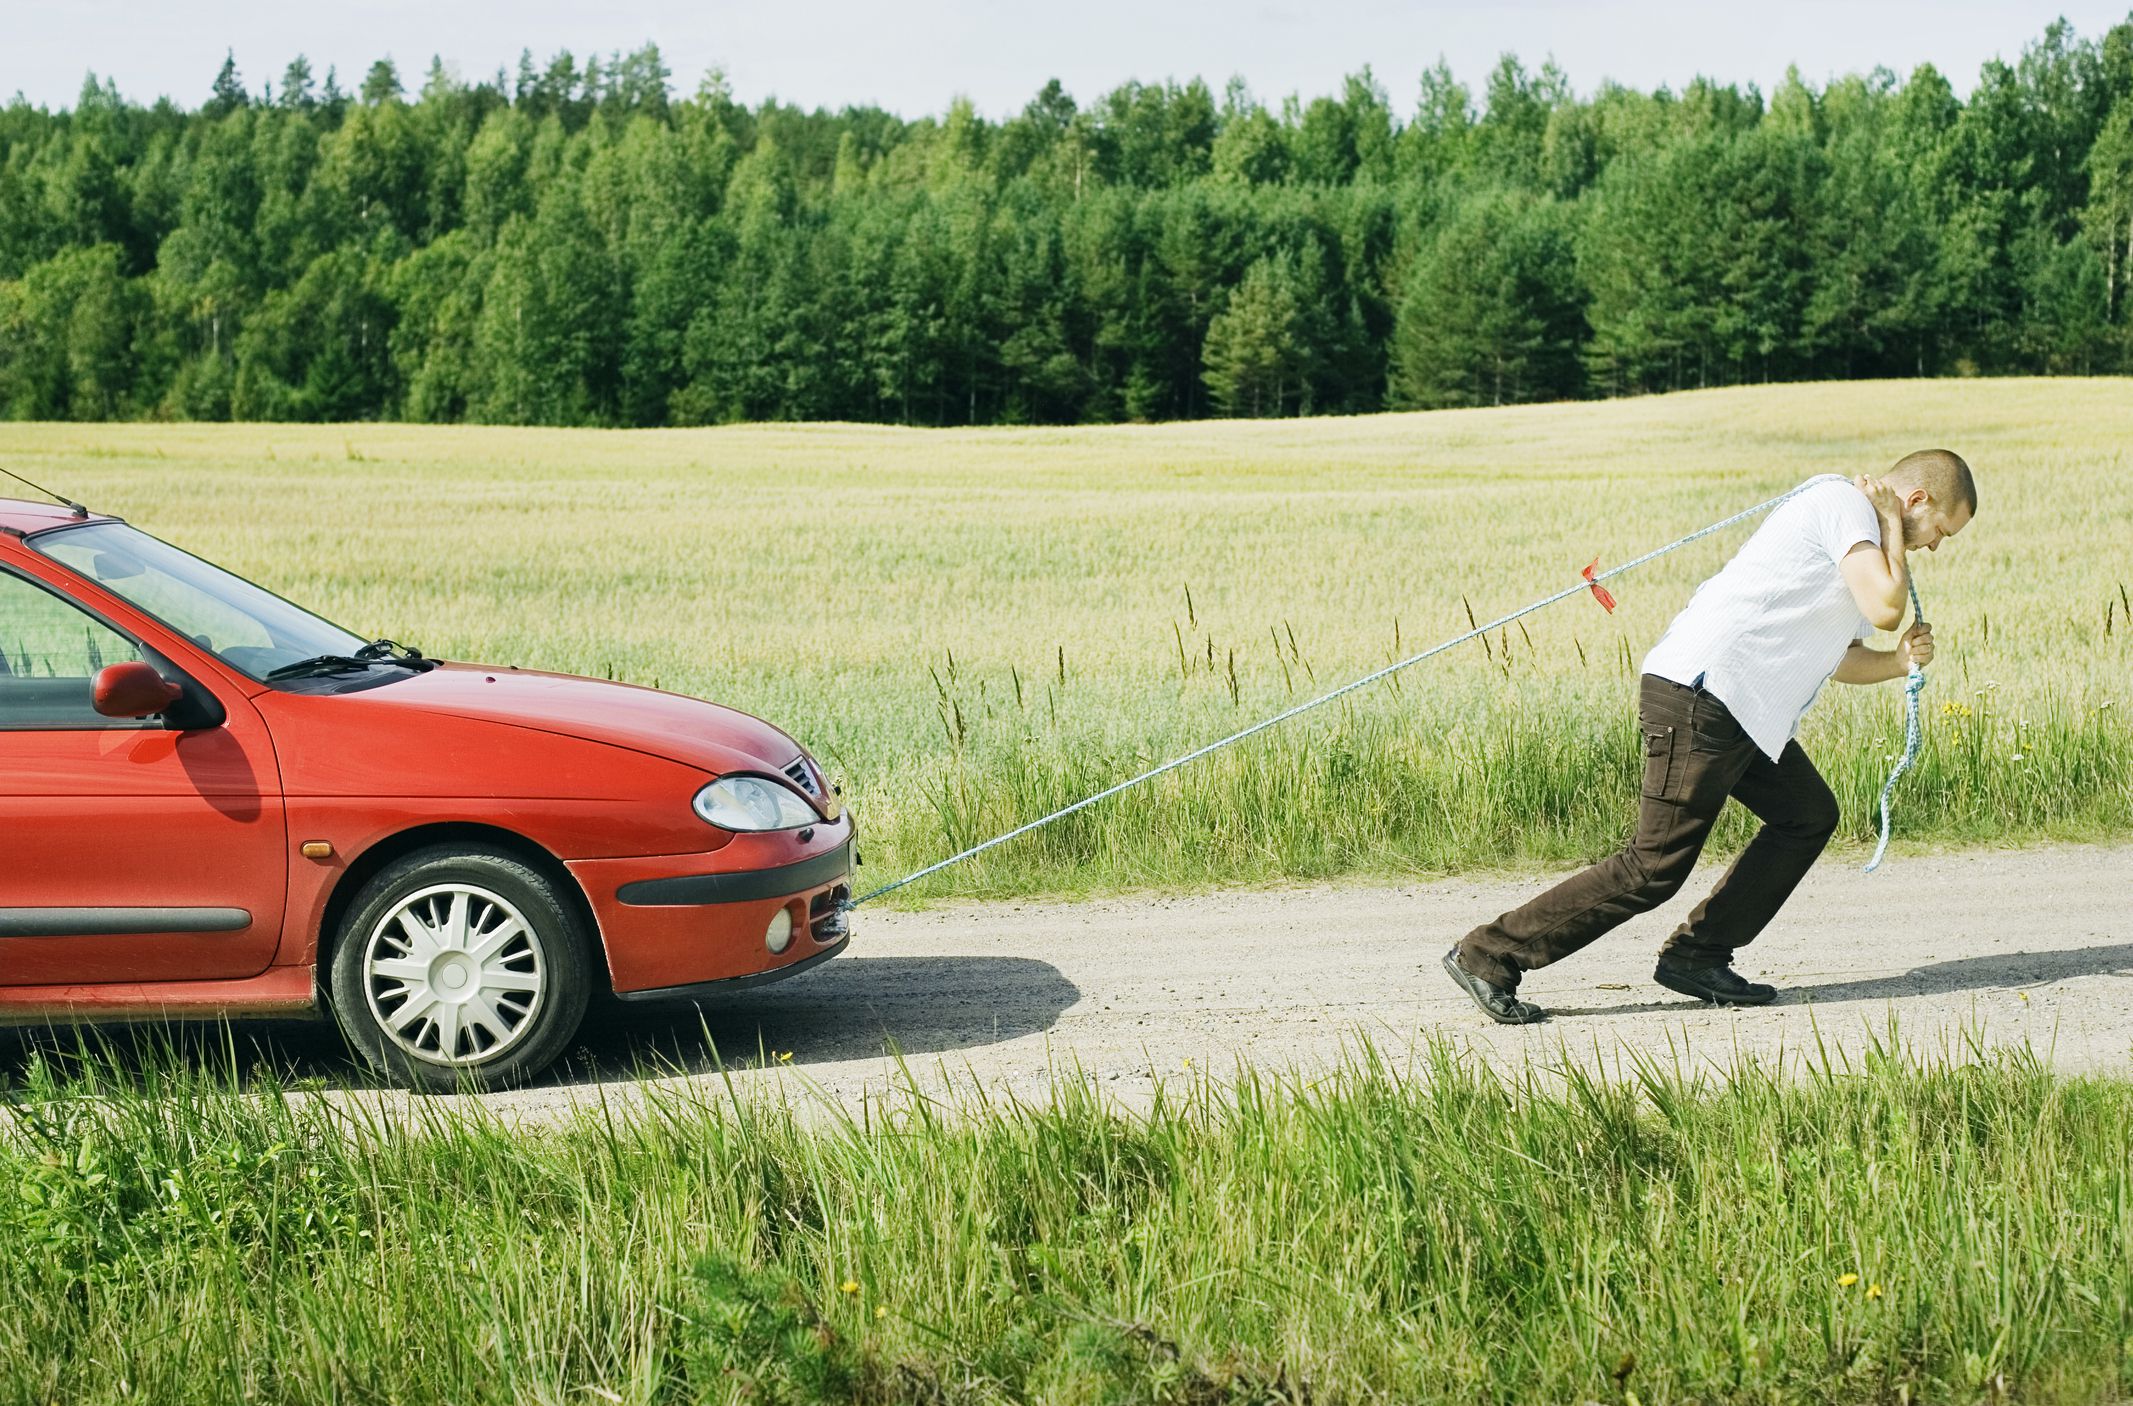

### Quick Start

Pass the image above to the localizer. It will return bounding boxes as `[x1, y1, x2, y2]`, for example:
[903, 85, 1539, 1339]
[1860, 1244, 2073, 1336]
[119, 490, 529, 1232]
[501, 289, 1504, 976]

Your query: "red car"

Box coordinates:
[0, 494, 854, 1089]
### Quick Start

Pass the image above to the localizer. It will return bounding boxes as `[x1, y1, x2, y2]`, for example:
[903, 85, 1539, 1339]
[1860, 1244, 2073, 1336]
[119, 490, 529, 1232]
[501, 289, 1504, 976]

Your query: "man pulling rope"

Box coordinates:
[1444, 451, 1978, 1024]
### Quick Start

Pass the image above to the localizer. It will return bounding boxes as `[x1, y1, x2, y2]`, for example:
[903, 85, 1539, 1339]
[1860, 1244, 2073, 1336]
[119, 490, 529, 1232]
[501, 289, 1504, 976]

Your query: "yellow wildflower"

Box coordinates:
[840, 1279, 860, 1295]
[1837, 1273, 1860, 1288]
[1867, 1283, 1884, 1299]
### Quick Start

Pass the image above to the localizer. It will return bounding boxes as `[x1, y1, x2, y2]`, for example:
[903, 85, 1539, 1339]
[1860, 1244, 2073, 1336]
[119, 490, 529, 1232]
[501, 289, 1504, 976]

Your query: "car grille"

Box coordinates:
[783, 758, 821, 797]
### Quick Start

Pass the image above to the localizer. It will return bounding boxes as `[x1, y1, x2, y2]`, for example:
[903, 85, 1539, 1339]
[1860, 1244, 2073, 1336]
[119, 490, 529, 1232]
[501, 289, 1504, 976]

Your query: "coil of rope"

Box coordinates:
[1863, 579, 1927, 874]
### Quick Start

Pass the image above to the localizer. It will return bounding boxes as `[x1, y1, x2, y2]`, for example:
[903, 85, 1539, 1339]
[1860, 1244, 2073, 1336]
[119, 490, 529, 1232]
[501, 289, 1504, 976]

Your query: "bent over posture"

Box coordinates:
[1444, 450, 1977, 1023]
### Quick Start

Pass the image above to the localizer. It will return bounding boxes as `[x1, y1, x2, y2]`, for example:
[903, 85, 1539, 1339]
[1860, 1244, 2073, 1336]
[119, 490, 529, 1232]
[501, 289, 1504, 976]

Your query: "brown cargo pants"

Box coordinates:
[1457, 674, 1840, 989]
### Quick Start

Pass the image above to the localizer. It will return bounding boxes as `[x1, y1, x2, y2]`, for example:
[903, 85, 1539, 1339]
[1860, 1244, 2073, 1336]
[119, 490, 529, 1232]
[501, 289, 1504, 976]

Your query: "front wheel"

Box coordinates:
[328, 846, 594, 1092]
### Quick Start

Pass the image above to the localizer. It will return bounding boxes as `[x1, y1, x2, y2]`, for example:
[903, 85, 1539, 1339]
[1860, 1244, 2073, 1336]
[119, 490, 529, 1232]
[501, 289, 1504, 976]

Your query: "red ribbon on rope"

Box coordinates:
[1581, 558, 1617, 614]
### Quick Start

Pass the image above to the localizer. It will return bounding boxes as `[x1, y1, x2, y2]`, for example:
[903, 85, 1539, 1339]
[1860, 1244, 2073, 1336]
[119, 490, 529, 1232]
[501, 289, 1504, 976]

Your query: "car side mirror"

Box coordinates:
[93, 660, 185, 719]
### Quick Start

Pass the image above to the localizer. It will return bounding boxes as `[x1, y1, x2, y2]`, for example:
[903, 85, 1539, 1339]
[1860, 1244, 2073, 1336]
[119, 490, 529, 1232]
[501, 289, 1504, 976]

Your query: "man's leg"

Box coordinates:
[1659, 740, 1840, 968]
[1458, 677, 1755, 988]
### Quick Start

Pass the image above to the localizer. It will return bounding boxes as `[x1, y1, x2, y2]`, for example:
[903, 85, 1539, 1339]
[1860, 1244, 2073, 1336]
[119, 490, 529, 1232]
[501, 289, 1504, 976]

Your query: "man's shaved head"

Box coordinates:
[1888, 449, 1977, 517]
[1877, 448, 1975, 554]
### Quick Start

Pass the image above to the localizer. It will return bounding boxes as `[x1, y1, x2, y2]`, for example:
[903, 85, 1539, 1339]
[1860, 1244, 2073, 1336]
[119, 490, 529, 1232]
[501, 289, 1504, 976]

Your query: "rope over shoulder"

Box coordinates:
[843, 472, 1919, 909]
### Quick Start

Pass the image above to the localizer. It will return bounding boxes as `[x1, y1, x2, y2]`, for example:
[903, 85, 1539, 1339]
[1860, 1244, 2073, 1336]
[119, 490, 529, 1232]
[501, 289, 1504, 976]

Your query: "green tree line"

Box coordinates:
[5, 21, 2133, 426]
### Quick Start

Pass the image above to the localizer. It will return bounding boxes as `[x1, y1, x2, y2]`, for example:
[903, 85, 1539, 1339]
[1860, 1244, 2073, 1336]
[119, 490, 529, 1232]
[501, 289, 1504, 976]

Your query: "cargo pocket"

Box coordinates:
[1640, 723, 1678, 800]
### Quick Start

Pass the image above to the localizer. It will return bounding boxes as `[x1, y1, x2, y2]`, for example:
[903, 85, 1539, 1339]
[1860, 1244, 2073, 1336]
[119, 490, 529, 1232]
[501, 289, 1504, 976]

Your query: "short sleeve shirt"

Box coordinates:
[1642, 479, 1880, 760]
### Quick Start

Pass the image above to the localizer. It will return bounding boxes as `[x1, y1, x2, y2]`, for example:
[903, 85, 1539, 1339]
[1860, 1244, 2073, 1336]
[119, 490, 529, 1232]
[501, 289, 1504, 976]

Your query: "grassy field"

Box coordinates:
[1, 1036, 2129, 1403]
[5, 378, 2129, 901]
[6, 386, 2133, 1403]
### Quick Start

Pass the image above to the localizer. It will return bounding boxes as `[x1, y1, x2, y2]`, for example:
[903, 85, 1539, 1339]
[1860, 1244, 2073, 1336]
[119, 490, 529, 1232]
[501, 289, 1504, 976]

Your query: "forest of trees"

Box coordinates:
[4, 19, 2133, 427]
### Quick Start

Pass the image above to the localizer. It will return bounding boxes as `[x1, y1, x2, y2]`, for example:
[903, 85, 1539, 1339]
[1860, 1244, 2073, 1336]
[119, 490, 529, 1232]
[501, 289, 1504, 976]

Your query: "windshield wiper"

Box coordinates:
[266, 654, 391, 681]
[354, 638, 425, 662]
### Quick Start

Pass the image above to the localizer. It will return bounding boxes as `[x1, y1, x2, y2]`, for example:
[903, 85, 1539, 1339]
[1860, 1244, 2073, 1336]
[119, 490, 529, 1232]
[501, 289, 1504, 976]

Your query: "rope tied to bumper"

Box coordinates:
[845, 472, 1921, 908]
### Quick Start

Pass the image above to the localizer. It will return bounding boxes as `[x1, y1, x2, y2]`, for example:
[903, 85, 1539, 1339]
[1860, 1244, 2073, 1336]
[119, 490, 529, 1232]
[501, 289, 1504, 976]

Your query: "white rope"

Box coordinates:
[845, 473, 1860, 908]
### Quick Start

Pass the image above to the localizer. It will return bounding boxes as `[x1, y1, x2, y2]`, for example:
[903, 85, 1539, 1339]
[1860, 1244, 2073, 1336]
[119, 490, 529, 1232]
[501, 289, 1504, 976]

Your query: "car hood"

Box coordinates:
[370, 663, 811, 780]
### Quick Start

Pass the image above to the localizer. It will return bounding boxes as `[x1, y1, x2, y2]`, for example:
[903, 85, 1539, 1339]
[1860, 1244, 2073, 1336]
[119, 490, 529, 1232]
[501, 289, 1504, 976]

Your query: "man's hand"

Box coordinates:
[1854, 474, 1903, 519]
[1898, 621, 1934, 669]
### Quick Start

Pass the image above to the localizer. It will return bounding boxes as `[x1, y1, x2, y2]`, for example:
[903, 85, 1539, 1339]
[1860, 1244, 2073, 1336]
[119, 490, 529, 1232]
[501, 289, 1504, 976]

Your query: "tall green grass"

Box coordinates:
[3, 1034, 2131, 1403]
[894, 651, 2131, 900]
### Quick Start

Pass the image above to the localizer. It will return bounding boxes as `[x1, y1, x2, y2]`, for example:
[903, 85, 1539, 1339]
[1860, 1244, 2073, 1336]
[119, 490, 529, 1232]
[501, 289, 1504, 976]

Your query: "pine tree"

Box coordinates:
[1391, 190, 1583, 408]
[1201, 253, 1305, 416]
[207, 51, 248, 117]
[362, 59, 404, 106]
[280, 56, 316, 111]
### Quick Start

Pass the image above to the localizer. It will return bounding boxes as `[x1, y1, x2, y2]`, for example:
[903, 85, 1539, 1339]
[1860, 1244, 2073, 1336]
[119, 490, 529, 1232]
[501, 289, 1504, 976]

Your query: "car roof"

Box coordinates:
[0, 496, 114, 537]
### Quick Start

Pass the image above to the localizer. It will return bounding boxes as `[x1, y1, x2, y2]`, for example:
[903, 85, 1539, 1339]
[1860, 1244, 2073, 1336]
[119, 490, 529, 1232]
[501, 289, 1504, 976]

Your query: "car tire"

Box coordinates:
[328, 845, 594, 1092]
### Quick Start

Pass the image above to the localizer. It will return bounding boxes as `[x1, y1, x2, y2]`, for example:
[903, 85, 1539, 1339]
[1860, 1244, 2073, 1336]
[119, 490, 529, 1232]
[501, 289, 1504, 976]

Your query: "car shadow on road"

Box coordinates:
[557, 954, 1081, 1084]
[1548, 940, 2133, 1019]
[0, 954, 1082, 1094]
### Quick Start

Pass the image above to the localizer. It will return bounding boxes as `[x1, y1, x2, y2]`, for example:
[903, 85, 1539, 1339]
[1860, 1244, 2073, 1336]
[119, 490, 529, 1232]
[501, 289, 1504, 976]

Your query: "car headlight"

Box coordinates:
[692, 776, 818, 831]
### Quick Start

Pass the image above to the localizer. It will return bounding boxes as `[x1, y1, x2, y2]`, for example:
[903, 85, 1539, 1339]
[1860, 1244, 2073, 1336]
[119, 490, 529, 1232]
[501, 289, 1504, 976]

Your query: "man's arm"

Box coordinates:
[1838, 476, 1910, 631]
[1833, 623, 1934, 684]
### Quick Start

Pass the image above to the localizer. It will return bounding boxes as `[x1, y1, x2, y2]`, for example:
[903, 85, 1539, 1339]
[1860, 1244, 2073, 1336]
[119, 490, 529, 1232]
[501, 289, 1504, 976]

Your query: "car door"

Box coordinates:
[0, 564, 286, 985]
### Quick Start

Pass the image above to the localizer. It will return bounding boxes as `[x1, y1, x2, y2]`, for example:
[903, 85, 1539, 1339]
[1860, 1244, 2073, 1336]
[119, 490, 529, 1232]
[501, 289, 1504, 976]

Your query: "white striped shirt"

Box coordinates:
[1642, 479, 1879, 761]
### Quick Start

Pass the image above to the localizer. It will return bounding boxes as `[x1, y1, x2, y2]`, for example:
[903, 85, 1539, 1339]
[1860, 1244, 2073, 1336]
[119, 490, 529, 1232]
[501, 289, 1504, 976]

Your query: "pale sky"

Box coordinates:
[6, 1, 2127, 118]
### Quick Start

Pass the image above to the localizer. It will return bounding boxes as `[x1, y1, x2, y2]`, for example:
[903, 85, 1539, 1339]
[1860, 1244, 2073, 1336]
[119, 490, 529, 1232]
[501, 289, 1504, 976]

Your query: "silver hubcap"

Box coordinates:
[362, 884, 544, 1066]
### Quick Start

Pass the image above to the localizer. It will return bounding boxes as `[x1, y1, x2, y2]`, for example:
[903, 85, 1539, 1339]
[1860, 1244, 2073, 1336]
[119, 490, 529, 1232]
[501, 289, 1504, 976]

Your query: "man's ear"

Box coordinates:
[1906, 488, 1930, 509]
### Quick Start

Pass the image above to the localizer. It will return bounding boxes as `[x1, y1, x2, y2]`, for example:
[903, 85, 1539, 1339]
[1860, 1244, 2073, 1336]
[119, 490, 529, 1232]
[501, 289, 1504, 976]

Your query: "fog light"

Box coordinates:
[765, 907, 793, 955]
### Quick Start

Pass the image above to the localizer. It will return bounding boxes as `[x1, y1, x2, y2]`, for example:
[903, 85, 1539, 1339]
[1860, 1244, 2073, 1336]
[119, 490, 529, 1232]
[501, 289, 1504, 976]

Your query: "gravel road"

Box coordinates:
[18, 845, 2122, 1120]
[463, 841, 2133, 1122]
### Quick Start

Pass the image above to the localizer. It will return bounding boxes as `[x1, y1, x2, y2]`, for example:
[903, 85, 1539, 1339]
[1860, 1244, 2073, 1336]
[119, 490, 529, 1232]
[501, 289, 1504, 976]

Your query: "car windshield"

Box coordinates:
[30, 521, 371, 682]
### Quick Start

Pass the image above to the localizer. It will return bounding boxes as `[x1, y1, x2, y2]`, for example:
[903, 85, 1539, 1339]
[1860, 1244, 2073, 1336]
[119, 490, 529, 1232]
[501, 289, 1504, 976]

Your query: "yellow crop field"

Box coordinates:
[5, 377, 2128, 899]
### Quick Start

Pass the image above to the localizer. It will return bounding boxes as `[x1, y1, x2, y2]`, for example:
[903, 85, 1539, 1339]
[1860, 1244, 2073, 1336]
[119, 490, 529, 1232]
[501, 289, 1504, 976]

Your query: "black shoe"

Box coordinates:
[1653, 958, 1778, 1007]
[1442, 947, 1547, 1025]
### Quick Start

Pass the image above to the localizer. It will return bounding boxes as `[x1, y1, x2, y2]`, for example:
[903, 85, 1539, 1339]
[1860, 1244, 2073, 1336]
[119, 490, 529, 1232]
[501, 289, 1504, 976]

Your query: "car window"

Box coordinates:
[0, 569, 146, 729]
[91, 555, 278, 655]
[31, 522, 369, 681]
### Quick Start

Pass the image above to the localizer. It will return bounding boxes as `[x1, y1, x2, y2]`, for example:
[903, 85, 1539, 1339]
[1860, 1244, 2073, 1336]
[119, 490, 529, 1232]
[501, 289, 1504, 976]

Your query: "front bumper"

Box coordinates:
[613, 934, 849, 1004]
[567, 822, 855, 995]
[614, 843, 852, 906]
